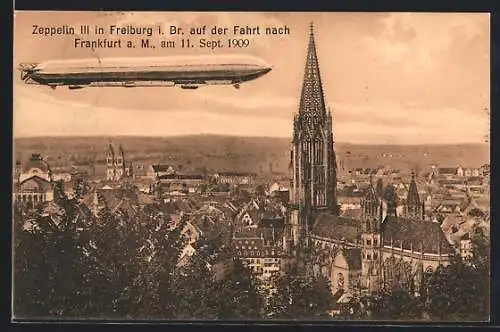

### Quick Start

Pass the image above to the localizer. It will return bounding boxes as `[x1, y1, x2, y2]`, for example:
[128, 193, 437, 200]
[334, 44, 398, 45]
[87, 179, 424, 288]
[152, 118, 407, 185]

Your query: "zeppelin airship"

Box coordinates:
[17, 54, 272, 90]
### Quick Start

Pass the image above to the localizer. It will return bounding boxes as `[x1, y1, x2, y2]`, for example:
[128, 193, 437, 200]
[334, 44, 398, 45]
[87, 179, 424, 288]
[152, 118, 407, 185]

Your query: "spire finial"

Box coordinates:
[309, 22, 314, 34]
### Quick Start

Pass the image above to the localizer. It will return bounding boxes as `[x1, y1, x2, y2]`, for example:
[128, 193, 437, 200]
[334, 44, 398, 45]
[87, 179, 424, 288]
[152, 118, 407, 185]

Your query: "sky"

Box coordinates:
[13, 12, 490, 144]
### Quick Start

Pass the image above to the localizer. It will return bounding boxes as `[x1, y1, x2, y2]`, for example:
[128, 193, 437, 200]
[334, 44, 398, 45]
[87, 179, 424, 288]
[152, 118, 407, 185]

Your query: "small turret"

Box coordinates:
[361, 179, 380, 230]
[405, 170, 423, 220]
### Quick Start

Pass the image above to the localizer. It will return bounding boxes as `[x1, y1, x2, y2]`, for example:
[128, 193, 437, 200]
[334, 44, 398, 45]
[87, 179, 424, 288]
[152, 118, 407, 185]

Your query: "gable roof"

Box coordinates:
[310, 213, 362, 242]
[381, 216, 454, 254]
[341, 208, 362, 220]
[19, 175, 52, 192]
[151, 164, 175, 173]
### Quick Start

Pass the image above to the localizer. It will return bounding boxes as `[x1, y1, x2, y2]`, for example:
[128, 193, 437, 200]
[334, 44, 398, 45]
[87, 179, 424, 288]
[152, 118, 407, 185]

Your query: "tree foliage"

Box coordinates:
[14, 184, 490, 321]
[13, 189, 264, 320]
[368, 227, 490, 322]
[369, 288, 423, 321]
[266, 271, 333, 319]
[425, 228, 490, 321]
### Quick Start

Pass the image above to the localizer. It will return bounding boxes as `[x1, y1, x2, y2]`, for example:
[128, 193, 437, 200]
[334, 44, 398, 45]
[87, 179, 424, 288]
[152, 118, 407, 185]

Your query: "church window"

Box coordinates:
[366, 239, 372, 246]
[373, 238, 378, 246]
[367, 253, 372, 260]
[374, 252, 378, 260]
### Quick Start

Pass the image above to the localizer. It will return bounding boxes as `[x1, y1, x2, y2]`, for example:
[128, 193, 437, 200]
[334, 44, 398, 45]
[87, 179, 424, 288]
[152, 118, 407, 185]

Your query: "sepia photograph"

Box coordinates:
[12, 11, 490, 322]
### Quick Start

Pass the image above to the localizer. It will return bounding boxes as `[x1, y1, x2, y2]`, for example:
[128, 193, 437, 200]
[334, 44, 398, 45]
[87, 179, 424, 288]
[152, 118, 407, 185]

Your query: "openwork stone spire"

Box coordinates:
[288, 23, 338, 250]
[299, 23, 327, 125]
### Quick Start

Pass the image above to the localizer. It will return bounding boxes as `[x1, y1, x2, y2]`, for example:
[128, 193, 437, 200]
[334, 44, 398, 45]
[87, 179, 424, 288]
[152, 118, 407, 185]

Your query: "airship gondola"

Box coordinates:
[17, 54, 272, 90]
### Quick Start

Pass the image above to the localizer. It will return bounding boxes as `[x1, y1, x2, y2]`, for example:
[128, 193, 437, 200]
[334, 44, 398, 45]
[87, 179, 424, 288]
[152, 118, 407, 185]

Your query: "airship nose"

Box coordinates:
[258, 66, 272, 76]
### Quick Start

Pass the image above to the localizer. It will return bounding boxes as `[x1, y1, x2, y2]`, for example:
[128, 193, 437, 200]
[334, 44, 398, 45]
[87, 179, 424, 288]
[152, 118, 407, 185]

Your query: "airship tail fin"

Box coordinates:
[17, 63, 39, 82]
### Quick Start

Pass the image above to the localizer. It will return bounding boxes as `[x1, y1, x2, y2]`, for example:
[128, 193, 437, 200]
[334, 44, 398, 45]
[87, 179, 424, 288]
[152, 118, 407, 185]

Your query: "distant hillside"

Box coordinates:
[13, 135, 490, 176]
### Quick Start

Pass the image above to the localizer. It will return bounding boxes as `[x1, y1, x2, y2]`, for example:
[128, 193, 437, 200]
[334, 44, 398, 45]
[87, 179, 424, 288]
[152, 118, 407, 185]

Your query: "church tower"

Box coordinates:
[106, 143, 115, 181]
[289, 24, 338, 249]
[360, 178, 382, 292]
[404, 171, 424, 220]
[115, 144, 126, 180]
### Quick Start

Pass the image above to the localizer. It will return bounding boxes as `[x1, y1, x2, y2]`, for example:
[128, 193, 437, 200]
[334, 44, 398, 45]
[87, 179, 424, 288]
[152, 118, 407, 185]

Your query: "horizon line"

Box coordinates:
[13, 133, 489, 146]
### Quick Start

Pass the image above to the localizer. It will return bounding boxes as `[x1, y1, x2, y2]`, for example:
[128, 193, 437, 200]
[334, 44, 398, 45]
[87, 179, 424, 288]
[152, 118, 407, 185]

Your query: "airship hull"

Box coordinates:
[19, 55, 272, 89]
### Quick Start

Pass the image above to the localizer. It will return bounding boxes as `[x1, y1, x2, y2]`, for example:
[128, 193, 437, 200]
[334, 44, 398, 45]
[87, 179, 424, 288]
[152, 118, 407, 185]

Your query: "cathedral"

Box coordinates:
[106, 143, 133, 182]
[286, 24, 454, 297]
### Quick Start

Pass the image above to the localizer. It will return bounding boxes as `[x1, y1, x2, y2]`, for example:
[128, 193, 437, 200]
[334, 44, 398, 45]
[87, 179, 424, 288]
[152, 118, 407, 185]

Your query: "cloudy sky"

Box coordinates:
[13, 12, 490, 144]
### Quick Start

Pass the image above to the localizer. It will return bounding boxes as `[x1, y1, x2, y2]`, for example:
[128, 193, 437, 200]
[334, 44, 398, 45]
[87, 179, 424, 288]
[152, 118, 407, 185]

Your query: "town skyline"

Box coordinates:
[13, 133, 491, 146]
[12, 13, 491, 321]
[14, 12, 489, 144]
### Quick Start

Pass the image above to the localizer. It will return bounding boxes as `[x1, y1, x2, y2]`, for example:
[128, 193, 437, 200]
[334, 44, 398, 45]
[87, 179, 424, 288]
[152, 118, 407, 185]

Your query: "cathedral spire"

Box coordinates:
[299, 22, 327, 121]
[407, 170, 420, 206]
[288, 24, 338, 251]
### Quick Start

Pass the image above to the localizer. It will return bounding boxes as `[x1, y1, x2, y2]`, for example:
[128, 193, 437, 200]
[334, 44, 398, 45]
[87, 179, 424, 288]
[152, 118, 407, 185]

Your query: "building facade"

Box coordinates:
[214, 172, 257, 185]
[106, 143, 132, 182]
[13, 154, 54, 205]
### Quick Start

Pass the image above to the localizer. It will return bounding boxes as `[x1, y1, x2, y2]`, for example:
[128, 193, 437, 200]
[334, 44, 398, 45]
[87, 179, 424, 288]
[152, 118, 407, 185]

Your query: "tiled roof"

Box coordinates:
[217, 172, 257, 177]
[138, 193, 154, 205]
[441, 214, 466, 233]
[310, 213, 362, 242]
[77, 201, 93, 220]
[151, 164, 175, 173]
[341, 208, 362, 220]
[438, 167, 458, 173]
[381, 216, 455, 254]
